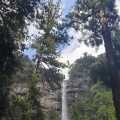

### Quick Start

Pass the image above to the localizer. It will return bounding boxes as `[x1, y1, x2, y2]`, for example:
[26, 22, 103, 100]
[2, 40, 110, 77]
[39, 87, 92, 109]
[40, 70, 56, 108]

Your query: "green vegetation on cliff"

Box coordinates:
[69, 54, 116, 120]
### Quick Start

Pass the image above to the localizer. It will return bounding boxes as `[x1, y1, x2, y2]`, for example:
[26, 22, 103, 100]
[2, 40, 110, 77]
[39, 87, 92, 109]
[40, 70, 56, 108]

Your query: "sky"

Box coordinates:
[24, 0, 120, 80]
[58, 0, 120, 79]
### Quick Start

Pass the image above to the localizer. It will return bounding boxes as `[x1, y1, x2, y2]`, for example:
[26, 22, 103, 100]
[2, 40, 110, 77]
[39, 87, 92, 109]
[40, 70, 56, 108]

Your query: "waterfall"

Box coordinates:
[62, 80, 69, 120]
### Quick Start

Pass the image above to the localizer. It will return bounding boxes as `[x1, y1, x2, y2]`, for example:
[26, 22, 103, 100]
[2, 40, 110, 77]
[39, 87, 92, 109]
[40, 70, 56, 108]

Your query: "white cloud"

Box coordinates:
[59, 29, 105, 80]
[115, 0, 120, 15]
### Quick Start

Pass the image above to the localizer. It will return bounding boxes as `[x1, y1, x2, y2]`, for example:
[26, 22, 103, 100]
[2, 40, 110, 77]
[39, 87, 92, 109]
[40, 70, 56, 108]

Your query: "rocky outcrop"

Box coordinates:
[66, 76, 92, 114]
[39, 81, 62, 112]
[11, 81, 62, 112]
[66, 55, 96, 114]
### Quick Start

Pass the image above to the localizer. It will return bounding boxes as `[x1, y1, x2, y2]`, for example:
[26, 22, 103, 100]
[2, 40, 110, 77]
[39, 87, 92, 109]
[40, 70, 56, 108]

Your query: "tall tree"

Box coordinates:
[66, 0, 120, 119]
[31, 0, 68, 88]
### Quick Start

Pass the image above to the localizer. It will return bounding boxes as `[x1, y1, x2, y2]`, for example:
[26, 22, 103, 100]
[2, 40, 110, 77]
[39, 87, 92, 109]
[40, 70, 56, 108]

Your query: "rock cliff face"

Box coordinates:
[67, 78, 89, 103]
[10, 56, 63, 119]
[11, 80, 62, 113]
[11, 82, 62, 120]
[67, 76, 91, 114]
[66, 56, 96, 114]
[39, 81, 62, 112]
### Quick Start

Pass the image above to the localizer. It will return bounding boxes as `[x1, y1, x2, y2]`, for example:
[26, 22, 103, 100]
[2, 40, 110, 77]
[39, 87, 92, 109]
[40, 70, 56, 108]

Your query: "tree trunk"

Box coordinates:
[35, 57, 40, 74]
[102, 22, 120, 120]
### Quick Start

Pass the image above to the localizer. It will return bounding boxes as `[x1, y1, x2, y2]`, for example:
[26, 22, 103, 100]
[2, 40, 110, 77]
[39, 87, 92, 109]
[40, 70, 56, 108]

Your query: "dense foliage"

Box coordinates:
[70, 82, 116, 120]
[1, 55, 45, 120]
[69, 53, 96, 80]
[0, 0, 49, 117]
[69, 54, 116, 120]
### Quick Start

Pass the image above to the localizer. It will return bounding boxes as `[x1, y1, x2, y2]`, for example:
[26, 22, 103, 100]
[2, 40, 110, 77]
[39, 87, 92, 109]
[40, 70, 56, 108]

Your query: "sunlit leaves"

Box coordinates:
[70, 82, 116, 120]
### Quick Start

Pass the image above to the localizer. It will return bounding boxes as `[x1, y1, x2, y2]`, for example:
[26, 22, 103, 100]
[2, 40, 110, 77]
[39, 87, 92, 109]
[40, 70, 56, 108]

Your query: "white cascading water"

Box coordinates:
[62, 80, 69, 120]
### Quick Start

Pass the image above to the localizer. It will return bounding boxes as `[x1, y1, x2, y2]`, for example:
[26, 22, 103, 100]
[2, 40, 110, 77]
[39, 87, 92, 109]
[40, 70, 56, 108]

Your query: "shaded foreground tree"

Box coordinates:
[0, 0, 38, 117]
[66, 0, 120, 119]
